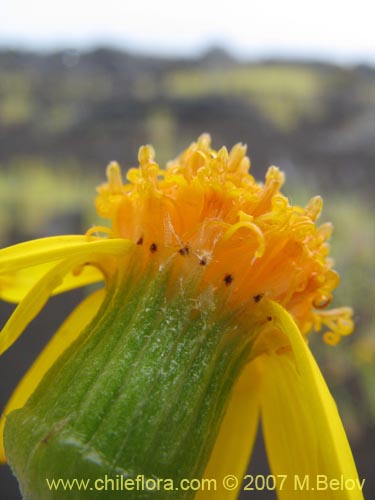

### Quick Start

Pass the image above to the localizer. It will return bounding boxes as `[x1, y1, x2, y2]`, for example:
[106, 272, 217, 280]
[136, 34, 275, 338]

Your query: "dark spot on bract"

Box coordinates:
[137, 236, 143, 245]
[253, 293, 264, 303]
[224, 274, 234, 286]
[199, 258, 207, 266]
[41, 431, 53, 444]
[41, 418, 69, 444]
[178, 246, 189, 256]
[267, 316, 273, 321]
[150, 243, 158, 253]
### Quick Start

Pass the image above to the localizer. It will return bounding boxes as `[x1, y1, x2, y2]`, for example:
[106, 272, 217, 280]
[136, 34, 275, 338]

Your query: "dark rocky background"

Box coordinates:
[0, 47, 374, 193]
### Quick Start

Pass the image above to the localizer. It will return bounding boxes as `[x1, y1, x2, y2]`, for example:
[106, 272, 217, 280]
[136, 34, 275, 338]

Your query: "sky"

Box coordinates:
[1, 0, 374, 63]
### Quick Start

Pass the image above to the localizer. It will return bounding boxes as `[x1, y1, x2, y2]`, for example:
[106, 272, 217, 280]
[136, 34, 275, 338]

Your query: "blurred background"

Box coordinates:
[0, 0, 374, 498]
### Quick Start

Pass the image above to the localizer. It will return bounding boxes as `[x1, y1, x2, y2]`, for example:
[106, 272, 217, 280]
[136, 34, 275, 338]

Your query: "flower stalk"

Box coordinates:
[5, 250, 264, 499]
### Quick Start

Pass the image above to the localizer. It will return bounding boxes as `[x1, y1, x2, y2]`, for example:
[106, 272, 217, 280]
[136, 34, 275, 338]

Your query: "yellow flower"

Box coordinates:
[0, 135, 362, 499]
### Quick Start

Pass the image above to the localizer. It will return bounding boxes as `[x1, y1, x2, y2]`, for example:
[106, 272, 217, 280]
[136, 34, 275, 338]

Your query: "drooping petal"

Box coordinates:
[0, 288, 105, 462]
[0, 238, 132, 355]
[196, 359, 262, 500]
[0, 235, 128, 273]
[0, 261, 103, 303]
[260, 302, 363, 500]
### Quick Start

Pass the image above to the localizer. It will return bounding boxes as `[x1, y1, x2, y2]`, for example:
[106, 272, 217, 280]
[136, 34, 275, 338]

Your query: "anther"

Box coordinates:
[150, 243, 158, 253]
[253, 294, 264, 303]
[137, 236, 144, 245]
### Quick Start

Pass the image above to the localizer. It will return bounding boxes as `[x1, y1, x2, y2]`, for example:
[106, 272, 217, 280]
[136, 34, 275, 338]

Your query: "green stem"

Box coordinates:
[5, 256, 257, 499]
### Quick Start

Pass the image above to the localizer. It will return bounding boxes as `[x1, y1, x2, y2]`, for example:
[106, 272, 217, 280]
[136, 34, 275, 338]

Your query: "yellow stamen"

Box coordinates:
[223, 211, 265, 259]
[93, 134, 353, 343]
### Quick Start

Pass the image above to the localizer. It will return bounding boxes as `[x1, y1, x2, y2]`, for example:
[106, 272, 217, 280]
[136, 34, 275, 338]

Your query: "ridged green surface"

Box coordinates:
[5, 259, 255, 499]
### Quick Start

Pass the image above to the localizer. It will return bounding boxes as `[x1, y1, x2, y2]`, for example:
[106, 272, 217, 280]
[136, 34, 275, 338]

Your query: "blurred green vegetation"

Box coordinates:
[165, 65, 325, 130]
[0, 161, 100, 243]
[0, 49, 374, 187]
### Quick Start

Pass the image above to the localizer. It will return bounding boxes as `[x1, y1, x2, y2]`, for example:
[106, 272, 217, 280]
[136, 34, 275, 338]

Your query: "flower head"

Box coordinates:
[0, 135, 361, 499]
[95, 133, 352, 344]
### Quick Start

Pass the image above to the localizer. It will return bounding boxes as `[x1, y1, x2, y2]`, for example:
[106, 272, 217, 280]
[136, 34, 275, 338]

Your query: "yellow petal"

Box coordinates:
[196, 359, 262, 500]
[0, 261, 103, 303]
[0, 235, 129, 273]
[0, 288, 105, 462]
[0, 238, 132, 355]
[260, 302, 364, 499]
